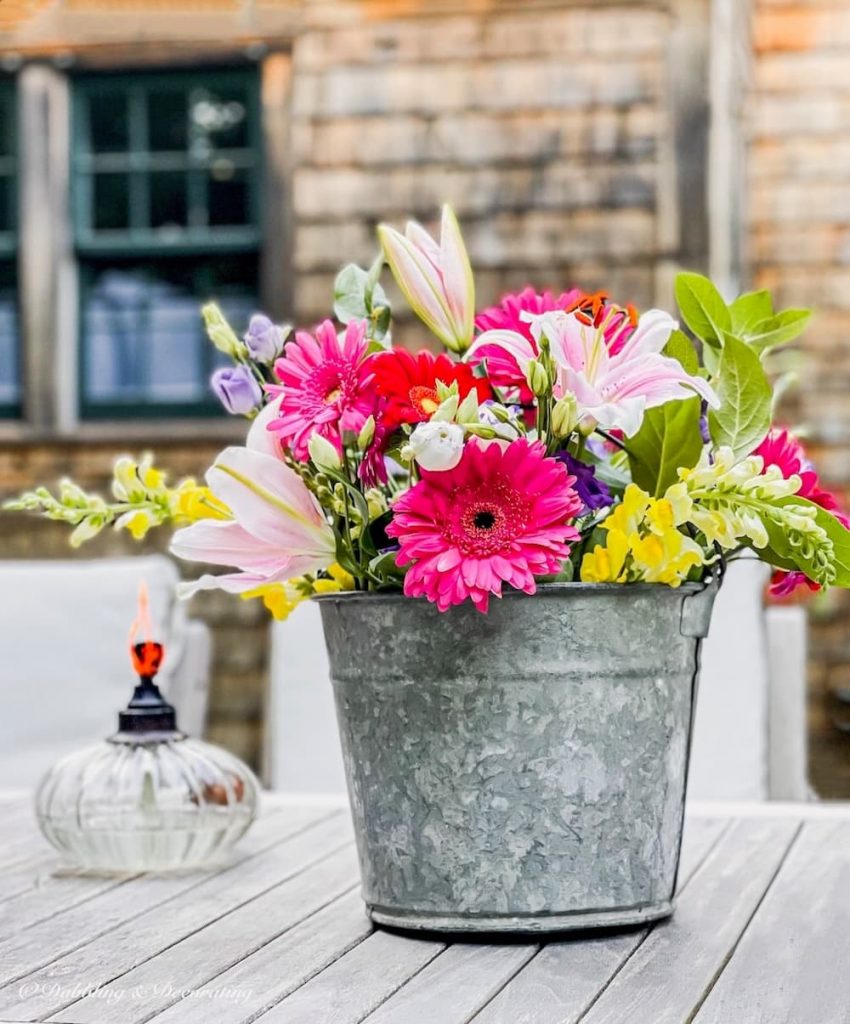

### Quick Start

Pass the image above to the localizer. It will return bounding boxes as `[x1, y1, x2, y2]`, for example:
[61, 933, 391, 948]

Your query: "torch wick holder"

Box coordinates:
[113, 643, 182, 740]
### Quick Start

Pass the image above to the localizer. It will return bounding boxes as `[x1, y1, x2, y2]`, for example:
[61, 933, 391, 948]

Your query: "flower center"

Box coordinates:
[446, 480, 531, 558]
[408, 385, 440, 418]
[324, 387, 342, 405]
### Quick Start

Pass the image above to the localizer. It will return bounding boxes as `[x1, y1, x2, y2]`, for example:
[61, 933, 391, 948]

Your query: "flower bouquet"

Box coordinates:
[10, 205, 850, 932]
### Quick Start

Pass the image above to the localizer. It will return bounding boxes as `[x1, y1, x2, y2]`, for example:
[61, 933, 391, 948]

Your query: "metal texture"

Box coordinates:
[316, 581, 718, 934]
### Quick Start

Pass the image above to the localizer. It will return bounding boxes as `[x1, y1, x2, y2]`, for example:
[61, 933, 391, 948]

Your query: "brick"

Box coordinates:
[750, 137, 850, 181]
[753, 8, 850, 52]
[754, 51, 850, 92]
[293, 107, 658, 171]
[750, 181, 850, 225]
[293, 160, 657, 220]
[748, 93, 850, 136]
[295, 8, 666, 72]
[292, 57, 660, 119]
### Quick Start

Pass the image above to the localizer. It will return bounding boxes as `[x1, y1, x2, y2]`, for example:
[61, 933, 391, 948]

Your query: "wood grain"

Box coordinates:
[693, 820, 850, 1024]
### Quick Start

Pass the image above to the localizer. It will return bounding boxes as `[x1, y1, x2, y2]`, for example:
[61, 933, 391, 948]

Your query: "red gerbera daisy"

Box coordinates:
[386, 439, 582, 613]
[373, 348, 491, 430]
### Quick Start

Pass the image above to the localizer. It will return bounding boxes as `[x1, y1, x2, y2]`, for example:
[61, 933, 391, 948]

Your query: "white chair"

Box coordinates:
[0, 555, 211, 787]
[266, 561, 809, 801]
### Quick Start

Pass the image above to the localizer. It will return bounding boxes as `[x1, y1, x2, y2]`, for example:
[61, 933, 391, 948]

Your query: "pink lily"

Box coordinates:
[468, 308, 719, 437]
[171, 398, 336, 596]
[378, 204, 475, 354]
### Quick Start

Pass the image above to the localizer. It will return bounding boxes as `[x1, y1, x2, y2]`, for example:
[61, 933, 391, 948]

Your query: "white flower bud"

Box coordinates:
[408, 421, 465, 472]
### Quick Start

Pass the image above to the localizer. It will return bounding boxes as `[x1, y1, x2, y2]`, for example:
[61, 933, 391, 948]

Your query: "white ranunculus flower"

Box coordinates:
[407, 421, 465, 472]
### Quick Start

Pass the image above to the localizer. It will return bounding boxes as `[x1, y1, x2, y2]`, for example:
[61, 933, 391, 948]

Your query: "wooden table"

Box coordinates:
[0, 793, 848, 1024]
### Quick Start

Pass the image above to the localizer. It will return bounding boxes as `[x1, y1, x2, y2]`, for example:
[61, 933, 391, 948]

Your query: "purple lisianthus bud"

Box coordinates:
[211, 365, 263, 416]
[557, 453, 613, 513]
[244, 314, 286, 364]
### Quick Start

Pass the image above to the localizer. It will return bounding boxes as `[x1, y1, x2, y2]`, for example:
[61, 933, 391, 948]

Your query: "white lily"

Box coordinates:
[171, 398, 336, 597]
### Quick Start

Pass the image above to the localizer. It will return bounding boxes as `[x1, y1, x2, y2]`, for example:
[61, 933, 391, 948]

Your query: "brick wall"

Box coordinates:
[289, 2, 674, 331]
[748, 0, 850, 794]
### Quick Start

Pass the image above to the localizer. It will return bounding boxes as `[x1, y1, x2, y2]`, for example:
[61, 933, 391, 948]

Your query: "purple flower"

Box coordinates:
[211, 366, 263, 416]
[557, 453, 613, 513]
[244, 314, 286, 364]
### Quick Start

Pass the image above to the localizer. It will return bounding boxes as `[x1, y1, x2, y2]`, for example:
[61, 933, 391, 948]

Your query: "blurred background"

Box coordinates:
[1, 0, 849, 795]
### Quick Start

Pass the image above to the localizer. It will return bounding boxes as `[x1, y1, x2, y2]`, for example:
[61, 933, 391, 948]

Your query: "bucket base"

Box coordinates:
[368, 899, 674, 935]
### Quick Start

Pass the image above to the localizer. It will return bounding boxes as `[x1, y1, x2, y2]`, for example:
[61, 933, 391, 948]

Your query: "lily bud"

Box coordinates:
[526, 359, 550, 398]
[378, 204, 475, 354]
[308, 433, 342, 472]
[552, 393, 579, 438]
[357, 416, 376, 451]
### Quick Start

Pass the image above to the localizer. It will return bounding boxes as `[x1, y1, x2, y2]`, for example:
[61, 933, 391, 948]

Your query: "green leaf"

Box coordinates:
[628, 396, 703, 497]
[729, 290, 773, 334]
[333, 264, 369, 323]
[707, 334, 772, 461]
[674, 272, 732, 347]
[745, 309, 811, 352]
[664, 329, 700, 374]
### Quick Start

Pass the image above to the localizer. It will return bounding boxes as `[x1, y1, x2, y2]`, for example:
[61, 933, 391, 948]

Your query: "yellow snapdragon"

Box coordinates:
[240, 564, 355, 621]
[581, 483, 707, 587]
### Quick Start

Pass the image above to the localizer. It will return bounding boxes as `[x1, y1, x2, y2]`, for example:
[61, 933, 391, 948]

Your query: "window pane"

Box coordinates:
[208, 163, 250, 226]
[190, 85, 249, 156]
[148, 88, 188, 152]
[81, 255, 258, 411]
[89, 93, 129, 153]
[0, 261, 19, 410]
[150, 171, 187, 229]
[92, 173, 130, 231]
[0, 86, 13, 160]
[0, 176, 10, 234]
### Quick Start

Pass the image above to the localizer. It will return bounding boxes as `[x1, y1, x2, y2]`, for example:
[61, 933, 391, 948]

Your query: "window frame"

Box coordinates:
[0, 74, 21, 419]
[71, 65, 263, 420]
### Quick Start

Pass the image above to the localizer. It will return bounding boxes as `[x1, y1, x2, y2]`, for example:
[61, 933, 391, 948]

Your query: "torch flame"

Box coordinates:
[129, 580, 164, 678]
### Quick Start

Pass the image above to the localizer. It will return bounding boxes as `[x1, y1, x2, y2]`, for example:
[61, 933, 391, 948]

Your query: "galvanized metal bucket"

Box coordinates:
[316, 580, 718, 934]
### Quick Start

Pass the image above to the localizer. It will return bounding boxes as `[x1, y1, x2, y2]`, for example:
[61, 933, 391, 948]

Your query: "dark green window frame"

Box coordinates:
[0, 76, 20, 419]
[72, 66, 262, 419]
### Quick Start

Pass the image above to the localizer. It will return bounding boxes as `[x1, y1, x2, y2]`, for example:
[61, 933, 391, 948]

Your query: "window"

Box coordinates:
[72, 68, 261, 418]
[0, 78, 20, 418]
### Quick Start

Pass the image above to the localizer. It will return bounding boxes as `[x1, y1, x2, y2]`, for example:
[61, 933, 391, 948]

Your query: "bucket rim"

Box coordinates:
[313, 579, 710, 604]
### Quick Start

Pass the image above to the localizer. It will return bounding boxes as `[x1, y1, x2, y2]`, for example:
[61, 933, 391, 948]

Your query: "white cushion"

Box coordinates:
[0, 555, 188, 785]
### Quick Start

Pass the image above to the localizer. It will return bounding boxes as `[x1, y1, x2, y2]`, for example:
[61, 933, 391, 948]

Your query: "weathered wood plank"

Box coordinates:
[578, 817, 800, 1024]
[0, 802, 324, 946]
[142, 889, 373, 1024]
[469, 816, 729, 1024]
[358, 942, 539, 1024]
[0, 856, 64, 905]
[51, 844, 361, 1024]
[693, 820, 850, 1024]
[0, 807, 342, 1005]
[258, 923, 443, 1024]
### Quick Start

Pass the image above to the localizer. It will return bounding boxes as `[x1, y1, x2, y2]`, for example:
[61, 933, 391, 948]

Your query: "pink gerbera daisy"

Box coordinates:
[754, 427, 850, 597]
[267, 319, 374, 460]
[386, 438, 582, 612]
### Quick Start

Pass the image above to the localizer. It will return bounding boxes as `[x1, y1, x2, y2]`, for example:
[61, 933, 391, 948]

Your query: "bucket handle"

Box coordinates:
[679, 563, 723, 638]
